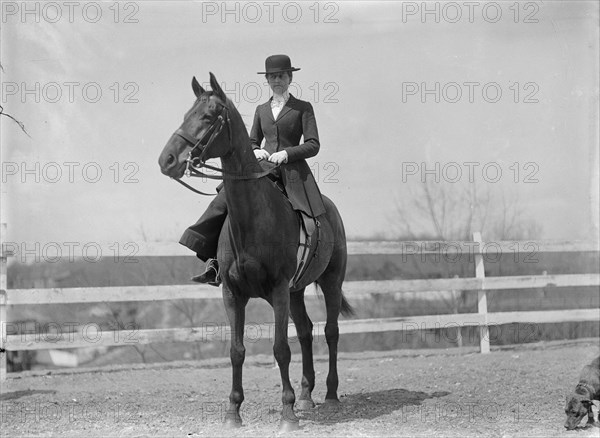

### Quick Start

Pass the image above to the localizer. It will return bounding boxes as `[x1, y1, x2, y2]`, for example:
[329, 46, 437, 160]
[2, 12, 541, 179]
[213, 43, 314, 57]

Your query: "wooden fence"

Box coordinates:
[1, 222, 598, 380]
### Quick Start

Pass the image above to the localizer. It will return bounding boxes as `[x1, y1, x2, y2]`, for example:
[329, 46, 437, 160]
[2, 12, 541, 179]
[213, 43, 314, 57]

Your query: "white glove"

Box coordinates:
[268, 151, 288, 165]
[254, 149, 270, 161]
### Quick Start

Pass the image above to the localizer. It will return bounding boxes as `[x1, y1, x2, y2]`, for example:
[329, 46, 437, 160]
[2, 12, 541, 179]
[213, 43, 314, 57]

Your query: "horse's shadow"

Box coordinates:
[0, 389, 57, 401]
[300, 388, 450, 424]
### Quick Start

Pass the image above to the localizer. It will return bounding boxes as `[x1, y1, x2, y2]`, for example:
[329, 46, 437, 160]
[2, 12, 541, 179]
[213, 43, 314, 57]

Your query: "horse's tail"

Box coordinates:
[340, 291, 355, 317]
[315, 281, 355, 317]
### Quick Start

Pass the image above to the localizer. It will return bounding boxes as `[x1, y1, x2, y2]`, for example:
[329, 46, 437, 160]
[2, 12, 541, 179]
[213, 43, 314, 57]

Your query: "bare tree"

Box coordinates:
[393, 179, 541, 241]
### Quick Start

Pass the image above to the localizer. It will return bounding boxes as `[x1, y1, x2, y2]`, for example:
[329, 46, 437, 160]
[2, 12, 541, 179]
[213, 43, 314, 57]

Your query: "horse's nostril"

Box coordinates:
[167, 155, 175, 166]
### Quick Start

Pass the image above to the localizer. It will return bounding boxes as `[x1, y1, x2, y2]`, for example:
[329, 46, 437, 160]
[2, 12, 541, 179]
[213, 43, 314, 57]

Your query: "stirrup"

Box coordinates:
[191, 259, 221, 286]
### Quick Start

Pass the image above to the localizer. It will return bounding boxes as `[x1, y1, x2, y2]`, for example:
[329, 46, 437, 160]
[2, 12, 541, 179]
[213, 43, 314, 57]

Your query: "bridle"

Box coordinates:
[169, 101, 230, 195]
[170, 98, 279, 196]
[176, 103, 230, 173]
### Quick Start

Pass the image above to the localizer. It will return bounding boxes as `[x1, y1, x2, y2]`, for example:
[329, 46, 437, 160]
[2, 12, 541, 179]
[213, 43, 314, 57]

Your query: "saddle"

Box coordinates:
[266, 175, 321, 291]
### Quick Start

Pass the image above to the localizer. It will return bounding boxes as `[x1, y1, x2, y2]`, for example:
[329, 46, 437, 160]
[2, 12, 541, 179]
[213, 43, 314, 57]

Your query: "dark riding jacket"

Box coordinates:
[249, 95, 326, 217]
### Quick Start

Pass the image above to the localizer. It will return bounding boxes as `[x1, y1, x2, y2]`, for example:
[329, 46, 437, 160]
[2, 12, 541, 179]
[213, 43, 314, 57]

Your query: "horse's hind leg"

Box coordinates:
[290, 288, 316, 410]
[222, 287, 248, 428]
[318, 275, 344, 404]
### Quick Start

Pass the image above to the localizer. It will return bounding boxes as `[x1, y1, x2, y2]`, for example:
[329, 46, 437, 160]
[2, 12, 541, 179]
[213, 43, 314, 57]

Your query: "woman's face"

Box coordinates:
[266, 72, 291, 94]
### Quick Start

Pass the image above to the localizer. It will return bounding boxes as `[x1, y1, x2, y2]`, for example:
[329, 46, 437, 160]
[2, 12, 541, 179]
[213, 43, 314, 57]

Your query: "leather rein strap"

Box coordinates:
[173, 177, 216, 196]
[185, 159, 279, 181]
[171, 103, 280, 195]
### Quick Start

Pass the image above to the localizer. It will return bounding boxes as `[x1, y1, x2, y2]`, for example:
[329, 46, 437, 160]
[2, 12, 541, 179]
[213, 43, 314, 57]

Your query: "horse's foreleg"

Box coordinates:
[272, 284, 299, 430]
[290, 289, 315, 410]
[223, 288, 248, 428]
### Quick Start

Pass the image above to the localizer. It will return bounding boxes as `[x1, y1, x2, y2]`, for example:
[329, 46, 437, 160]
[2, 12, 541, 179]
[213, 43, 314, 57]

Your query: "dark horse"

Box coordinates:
[158, 73, 353, 430]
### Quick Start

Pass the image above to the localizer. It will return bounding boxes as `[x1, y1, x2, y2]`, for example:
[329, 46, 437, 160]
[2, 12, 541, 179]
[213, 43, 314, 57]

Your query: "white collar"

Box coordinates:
[272, 91, 290, 104]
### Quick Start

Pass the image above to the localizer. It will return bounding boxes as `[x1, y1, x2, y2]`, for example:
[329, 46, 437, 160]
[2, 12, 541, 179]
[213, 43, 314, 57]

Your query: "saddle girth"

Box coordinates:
[289, 213, 320, 290]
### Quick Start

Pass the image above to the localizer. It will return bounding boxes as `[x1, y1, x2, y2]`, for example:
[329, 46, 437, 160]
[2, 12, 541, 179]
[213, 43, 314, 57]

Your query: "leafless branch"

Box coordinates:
[0, 104, 31, 138]
[392, 179, 541, 241]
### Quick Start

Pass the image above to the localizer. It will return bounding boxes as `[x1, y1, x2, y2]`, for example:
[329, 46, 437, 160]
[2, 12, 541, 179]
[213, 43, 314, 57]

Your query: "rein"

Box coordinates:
[173, 177, 217, 196]
[171, 101, 280, 195]
[185, 158, 280, 181]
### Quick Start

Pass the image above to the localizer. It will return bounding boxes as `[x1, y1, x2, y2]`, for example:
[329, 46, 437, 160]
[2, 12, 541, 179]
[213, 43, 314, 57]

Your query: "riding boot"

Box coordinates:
[191, 258, 221, 287]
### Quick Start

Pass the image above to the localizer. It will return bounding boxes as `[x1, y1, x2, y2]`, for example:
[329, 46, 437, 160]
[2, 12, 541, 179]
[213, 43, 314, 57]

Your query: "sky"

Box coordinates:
[1, 1, 598, 254]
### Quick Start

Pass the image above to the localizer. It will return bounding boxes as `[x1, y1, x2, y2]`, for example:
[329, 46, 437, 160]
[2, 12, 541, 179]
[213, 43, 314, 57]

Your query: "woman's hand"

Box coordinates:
[268, 151, 288, 165]
[254, 149, 270, 161]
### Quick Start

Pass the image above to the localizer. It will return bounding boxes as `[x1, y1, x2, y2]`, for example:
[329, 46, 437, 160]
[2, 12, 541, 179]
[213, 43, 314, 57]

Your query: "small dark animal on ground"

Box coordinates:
[564, 356, 600, 430]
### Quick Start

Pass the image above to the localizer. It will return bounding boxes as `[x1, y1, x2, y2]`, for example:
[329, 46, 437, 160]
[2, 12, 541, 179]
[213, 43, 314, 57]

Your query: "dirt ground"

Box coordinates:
[2, 339, 600, 438]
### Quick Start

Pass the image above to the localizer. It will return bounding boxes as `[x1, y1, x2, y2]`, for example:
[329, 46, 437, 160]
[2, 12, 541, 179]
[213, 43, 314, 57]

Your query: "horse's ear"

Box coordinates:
[209, 72, 227, 103]
[192, 76, 205, 98]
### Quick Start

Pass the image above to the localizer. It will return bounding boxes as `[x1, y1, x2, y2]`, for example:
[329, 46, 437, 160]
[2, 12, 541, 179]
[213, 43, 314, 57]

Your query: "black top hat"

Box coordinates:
[257, 54, 301, 74]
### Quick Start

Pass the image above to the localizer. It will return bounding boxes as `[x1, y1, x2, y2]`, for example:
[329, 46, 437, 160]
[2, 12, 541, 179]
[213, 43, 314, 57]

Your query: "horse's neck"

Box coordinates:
[221, 109, 271, 220]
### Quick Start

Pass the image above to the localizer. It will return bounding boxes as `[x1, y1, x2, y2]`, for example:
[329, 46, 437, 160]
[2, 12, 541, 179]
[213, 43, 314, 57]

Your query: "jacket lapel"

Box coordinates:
[276, 105, 292, 122]
[275, 95, 295, 122]
[264, 98, 275, 122]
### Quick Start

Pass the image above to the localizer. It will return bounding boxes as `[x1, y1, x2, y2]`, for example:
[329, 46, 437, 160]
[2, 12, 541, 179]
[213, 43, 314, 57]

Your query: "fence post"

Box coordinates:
[473, 231, 490, 354]
[1, 222, 7, 380]
[451, 275, 463, 348]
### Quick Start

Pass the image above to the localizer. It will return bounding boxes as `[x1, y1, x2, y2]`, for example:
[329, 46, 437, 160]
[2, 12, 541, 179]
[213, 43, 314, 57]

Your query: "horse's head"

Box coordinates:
[158, 73, 232, 179]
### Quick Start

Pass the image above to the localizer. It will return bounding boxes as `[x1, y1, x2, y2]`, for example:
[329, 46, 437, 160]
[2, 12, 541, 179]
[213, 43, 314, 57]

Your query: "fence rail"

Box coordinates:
[1, 223, 598, 380]
[5, 274, 599, 305]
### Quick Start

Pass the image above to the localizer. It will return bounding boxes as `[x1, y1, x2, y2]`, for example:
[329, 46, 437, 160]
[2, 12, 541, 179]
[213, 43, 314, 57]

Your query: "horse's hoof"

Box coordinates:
[279, 419, 300, 432]
[224, 418, 243, 429]
[320, 399, 341, 412]
[296, 399, 315, 411]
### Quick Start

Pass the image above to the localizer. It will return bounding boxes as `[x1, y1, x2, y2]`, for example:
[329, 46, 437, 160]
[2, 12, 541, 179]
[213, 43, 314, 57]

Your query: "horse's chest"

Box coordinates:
[224, 254, 293, 298]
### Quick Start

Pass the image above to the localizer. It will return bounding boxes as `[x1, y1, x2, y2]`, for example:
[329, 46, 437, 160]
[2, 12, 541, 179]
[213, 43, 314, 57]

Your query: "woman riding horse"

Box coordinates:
[159, 69, 352, 430]
[179, 54, 325, 285]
